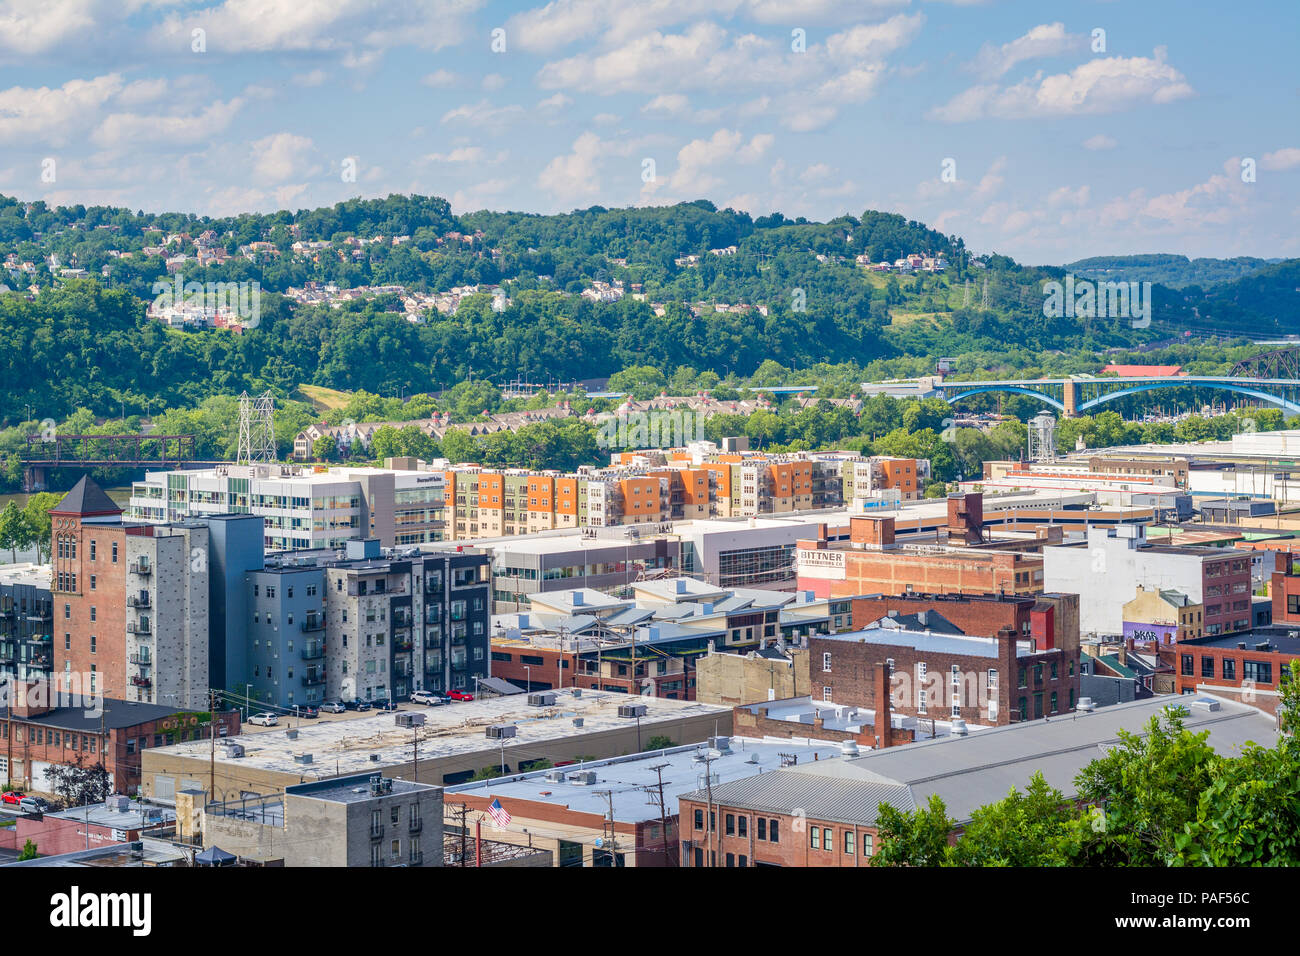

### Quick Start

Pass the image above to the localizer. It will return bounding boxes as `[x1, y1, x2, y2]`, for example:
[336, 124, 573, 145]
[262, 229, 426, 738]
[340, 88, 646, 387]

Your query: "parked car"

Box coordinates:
[320, 701, 346, 714]
[18, 797, 47, 813]
[446, 690, 474, 702]
[410, 690, 445, 706]
[374, 699, 399, 712]
[294, 705, 319, 719]
[344, 698, 372, 711]
[248, 712, 279, 727]
[1, 791, 25, 806]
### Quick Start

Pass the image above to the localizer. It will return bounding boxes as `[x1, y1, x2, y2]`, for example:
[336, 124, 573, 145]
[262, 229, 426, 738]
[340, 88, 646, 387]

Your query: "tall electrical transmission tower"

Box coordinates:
[237, 390, 277, 464]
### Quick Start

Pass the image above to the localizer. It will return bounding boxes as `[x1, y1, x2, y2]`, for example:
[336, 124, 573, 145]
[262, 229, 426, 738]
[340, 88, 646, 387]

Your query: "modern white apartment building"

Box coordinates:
[128, 463, 445, 552]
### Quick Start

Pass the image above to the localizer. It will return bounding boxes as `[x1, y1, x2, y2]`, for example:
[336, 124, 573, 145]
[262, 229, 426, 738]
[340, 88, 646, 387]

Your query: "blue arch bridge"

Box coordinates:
[935, 376, 1300, 418]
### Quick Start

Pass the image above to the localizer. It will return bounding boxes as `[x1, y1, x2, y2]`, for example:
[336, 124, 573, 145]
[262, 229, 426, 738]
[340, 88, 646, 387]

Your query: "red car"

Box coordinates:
[447, 690, 474, 702]
[1, 791, 25, 806]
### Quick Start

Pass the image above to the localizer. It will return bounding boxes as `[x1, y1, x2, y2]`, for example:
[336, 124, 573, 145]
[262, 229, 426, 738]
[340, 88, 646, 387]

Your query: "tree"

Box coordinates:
[20, 492, 61, 563]
[871, 793, 955, 866]
[0, 500, 23, 561]
[1070, 709, 1217, 866]
[44, 758, 112, 807]
[17, 839, 37, 861]
[645, 735, 675, 750]
[440, 428, 479, 464]
[948, 772, 1074, 866]
[312, 434, 338, 462]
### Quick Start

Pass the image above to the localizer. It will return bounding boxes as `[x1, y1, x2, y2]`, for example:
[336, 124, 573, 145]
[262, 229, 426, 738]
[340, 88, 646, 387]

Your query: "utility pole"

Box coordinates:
[412, 726, 420, 784]
[649, 763, 673, 866]
[596, 789, 616, 865]
[701, 752, 717, 867]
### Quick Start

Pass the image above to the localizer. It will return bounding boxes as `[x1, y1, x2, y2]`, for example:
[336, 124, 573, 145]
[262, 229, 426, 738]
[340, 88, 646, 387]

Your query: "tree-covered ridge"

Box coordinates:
[1066, 254, 1278, 290]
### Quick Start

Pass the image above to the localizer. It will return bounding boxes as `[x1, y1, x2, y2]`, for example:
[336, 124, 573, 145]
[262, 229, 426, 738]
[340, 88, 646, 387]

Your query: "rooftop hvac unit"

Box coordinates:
[294, 753, 313, 764]
[572, 717, 584, 728]
[369, 754, 381, 762]
[544, 770, 567, 784]
[486, 724, 517, 739]
[395, 712, 426, 728]
[571, 688, 582, 698]
[1192, 697, 1222, 712]
[708, 735, 731, 752]
[527, 692, 557, 707]
[219, 742, 245, 758]
[568, 770, 597, 786]
[618, 703, 647, 719]
[285, 729, 298, 740]
[106, 795, 130, 812]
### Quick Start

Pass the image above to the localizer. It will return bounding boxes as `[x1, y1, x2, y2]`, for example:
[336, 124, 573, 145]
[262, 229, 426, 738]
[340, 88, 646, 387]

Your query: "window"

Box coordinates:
[757, 817, 767, 841]
[90, 606, 96, 622]
[1243, 660, 1272, 684]
[1050, 691, 1058, 713]
[1223, 659, 1236, 680]
[769, 819, 779, 843]
[90, 575, 96, 591]
[112, 542, 118, 563]
[694, 809, 703, 830]
[823, 686, 833, 702]
[822, 652, 832, 673]
[862, 832, 874, 856]
[1201, 656, 1215, 679]
[725, 814, 735, 836]
[844, 830, 854, 855]
[737, 816, 747, 838]
[725, 853, 735, 867]
[810, 826, 820, 849]
[822, 827, 833, 849]
[1181, 655, 1193, 676]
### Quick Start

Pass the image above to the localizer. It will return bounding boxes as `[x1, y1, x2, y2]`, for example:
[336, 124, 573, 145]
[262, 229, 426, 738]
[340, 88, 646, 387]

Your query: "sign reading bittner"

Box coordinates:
[796, 548, 846, 580]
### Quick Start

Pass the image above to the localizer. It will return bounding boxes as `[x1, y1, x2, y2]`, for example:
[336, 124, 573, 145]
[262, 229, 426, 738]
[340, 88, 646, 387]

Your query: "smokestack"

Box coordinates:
[873, 662, 893, 750]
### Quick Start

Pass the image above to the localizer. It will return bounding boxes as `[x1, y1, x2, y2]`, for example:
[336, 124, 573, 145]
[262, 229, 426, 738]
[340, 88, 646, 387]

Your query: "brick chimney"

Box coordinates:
[873, 662, 893, 749]
[9, 680, 54, 719]
[851, 516, 895, 550]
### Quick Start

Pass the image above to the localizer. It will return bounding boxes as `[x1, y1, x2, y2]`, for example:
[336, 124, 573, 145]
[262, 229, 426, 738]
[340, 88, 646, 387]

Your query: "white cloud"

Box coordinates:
[450, 177, 515, 213]
[0, 0, 102, 55]
[92, 96, 245, 148]
[1084, 134, 1117, 151]
[440, 99, 527, 129]
[249, 132, 316, 183]
[1262, 148, 1300, 171]
[116, 77, 168, 107]
[968, 23, 1081, 79]
[293, 69, 329, 87]
[824, 12, 922, 62]
[482, 73, 507, 91]
[670, 128, 773, 195]
[538, 92, 573, 110]
[0, 73, 123, 146]
[930, 49, 1195, 122]
[425, 146, 506, 164]
[422, 69, 460, 87]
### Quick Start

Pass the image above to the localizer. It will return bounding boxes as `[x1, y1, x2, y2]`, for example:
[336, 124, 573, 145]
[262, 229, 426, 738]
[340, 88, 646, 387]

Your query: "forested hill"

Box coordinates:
[0, 192, 1294, 423]
[1065, 254, 1278, 290]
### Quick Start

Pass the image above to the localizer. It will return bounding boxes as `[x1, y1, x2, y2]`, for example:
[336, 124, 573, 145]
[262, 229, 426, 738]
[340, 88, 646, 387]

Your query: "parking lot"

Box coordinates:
[233, 699, 443, 735]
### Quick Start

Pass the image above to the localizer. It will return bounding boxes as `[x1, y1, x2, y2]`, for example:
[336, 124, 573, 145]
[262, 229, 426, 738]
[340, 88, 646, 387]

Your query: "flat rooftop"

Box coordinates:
[47, 802, 175, 829]
[1188, 629, 1300, 654]
[682, 694, 1279, 826]
[446, 737, 842, 823]
[288, 774, 437, 804]
[149, 689, 731, 779]
[815, 625, 1033, 659]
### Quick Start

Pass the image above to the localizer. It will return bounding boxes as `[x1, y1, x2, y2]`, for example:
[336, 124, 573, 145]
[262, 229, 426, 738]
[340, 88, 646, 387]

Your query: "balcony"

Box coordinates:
[129, 561, 152, 576]
[129, 653, 152, 666]
[392, 637, 414, 653]
[0, 644, 16, 663]
[127, 620, 151, 635]
[300, 618, 325, 633]
[300, 643, 325, 661]
[127, 594, 151, 609]
[301, 670, 325, 687]
[130, 675, 152, 688]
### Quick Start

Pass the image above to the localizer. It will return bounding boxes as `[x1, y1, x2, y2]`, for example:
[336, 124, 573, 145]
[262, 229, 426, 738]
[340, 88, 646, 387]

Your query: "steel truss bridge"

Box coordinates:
[936, 376, 1300, 418]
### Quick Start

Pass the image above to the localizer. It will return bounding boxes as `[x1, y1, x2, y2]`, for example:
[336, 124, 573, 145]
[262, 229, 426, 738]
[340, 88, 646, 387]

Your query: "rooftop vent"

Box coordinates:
[571, 688, 583, 698]
[839, 739, 860, 757]
[285, 728, 298, 740]
[572, 717, 584, 728]
[486, 724, 517, 739]
[950, 719, 968, 737]
[528, 692, 557, 707]
[293, 753, 313, 764]
[1238, 642, 1247, 650]
[1192, 697, 1222, 712]
[1076, 697, 1095, 713]
[1256, 642, 1271, 652]
[369, 754, 381, 762]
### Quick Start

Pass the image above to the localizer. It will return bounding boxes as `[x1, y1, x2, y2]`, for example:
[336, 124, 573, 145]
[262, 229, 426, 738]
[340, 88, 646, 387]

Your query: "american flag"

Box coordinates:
[487, 798, 511, 827]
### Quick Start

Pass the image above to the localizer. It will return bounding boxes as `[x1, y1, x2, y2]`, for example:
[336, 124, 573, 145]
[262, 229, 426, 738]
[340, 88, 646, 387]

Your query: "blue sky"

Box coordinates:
[2, 0, 1297, 263]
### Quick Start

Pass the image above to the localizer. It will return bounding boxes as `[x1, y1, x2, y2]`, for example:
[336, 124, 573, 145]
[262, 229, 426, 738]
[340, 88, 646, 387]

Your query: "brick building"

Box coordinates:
[809, 597, 1080, 726]
[1, 681, 239, 795]
[1174, 628, 1300, 710]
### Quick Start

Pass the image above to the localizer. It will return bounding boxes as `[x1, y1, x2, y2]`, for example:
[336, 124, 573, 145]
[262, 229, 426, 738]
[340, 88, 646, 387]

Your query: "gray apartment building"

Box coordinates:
[0, 564, 54, 687]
